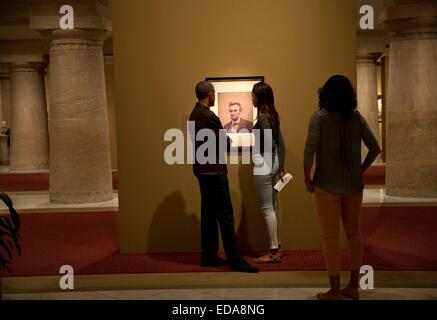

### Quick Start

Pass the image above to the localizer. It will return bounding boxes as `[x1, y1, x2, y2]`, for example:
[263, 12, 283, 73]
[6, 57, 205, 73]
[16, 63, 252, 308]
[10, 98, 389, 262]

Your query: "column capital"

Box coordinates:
[380, 3, 437, 38]
[357, 53, 380, 64]
[29, 16, 112, 42]
[0, 55, 47, 71]
[390, 27, 437, 42]
[49, 37, 106, 52]
[10, 63, 46, 73]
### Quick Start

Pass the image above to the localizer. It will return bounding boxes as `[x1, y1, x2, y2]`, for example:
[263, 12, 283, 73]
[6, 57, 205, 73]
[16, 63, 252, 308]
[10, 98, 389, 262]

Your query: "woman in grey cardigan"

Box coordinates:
[304, 75, 381, 300]
[252, 82, 286, 264]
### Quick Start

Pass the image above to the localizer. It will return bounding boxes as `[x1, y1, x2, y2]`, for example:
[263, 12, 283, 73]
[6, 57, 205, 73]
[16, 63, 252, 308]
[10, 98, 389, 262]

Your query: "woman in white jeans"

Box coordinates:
[252, 82, 286, 264]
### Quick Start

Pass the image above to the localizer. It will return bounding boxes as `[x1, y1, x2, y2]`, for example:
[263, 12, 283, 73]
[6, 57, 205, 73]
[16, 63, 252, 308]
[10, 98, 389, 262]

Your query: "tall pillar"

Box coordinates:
[31, 18, 114, 203]
[0, 65, 11, 164]
[0, 66, 11, 129]
[384, 4, 437, 198]
[6, 58, 49, 171]
[0, 73, 4, 162]
[48, 34, 113, 204]
[357, 56, 381, 163]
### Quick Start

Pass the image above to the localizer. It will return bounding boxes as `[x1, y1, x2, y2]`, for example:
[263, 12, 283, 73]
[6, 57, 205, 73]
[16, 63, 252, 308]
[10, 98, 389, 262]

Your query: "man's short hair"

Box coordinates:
[195, 81, 214, 100]
[229, 101, 242, 111]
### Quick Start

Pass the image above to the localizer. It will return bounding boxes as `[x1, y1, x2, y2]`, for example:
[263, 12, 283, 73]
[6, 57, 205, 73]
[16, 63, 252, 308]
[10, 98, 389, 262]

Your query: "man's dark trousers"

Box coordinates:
[197, 173, 244, 265]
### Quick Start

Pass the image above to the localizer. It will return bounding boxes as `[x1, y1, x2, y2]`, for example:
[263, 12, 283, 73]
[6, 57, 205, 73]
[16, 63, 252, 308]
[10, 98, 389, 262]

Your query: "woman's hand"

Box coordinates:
[304, 166, 314, 193]
[278, 170, 285, 182]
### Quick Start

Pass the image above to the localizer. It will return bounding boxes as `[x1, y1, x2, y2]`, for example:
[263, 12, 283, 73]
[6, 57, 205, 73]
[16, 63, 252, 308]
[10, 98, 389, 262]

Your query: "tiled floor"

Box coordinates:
[0, 192, 119, 212]
[3, 287, 437, 300]
[2, 188, 436, 213]
[363, 188, 437, 206]
[0, 167, 48, 173]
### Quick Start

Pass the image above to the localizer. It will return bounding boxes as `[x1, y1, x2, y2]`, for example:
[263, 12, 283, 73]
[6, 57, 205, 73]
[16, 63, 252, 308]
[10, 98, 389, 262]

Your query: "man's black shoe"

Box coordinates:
[200, 256, 228, 267]
[229, 260, 259, 273]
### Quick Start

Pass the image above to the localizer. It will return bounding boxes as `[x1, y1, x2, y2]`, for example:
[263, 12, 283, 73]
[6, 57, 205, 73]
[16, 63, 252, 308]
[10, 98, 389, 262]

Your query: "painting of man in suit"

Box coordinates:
[218, 92, 253, 133]
[223, 102, 253, 133]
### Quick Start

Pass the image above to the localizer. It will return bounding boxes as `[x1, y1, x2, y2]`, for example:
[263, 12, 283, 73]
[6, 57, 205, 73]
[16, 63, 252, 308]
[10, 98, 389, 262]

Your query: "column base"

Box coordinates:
[49, 191, 113, 204]
[386, 187, 437, 199]
[10, 163, 48, 171]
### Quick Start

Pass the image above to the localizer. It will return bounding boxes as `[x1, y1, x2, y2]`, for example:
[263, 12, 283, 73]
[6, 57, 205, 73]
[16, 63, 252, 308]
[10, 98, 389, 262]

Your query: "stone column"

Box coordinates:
[384, 5, 437, 198]
[0, 65, 11, 164]
[32, 22, 113, 203]
[0, 77, 3, 163]
[357, 56, 381, 164]
[5, 58, 49, 171]
[0, 66, 11, 129]
[47, 34, 113, 204]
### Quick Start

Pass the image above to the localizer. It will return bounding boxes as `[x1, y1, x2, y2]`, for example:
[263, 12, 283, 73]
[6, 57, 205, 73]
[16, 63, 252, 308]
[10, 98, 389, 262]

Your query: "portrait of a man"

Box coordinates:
[217, 92, 254, 133]
[223, 102, 253, 133]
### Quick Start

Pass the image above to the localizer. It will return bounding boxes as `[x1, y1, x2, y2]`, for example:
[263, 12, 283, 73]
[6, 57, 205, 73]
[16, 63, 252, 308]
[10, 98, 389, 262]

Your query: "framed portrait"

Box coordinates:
[205, 76, 264, 148]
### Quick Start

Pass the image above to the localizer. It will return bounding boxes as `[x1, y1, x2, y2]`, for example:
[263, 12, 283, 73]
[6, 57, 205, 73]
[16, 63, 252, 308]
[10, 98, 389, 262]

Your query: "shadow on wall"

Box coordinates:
[235, 148, 315, 253]
[148, 191, 200, 254]
[237, 162, 268, 255]
[233, 146, 321, 252]
[284, 148, 324, 250]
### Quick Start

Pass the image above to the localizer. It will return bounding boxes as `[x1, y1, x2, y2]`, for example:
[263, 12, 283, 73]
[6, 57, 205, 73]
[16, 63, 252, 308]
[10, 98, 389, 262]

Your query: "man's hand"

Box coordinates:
[305, 179, 315, 193]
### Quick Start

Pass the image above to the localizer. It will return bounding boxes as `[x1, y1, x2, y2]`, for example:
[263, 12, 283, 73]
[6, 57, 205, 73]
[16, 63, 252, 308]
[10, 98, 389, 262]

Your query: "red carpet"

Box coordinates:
[0, 171, 118, 191]
[362, 206, 437, 270]
[1, 206, 436, 277]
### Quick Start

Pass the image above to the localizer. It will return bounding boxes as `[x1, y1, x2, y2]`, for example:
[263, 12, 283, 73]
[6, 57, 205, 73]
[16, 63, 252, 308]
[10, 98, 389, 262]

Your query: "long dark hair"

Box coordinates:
[252, 82, 280, 139]
[318, 75, 357, 118]
[319, 75, 357, 179]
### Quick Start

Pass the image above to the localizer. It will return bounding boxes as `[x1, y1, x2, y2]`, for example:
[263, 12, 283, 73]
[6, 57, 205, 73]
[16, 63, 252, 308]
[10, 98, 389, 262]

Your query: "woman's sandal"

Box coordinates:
[254, 252, 282, 264]
[258, 247, 287, 258]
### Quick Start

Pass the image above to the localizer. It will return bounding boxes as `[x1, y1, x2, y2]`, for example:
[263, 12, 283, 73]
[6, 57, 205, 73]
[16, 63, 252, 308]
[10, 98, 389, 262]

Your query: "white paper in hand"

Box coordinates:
[273, 173, 293, 192]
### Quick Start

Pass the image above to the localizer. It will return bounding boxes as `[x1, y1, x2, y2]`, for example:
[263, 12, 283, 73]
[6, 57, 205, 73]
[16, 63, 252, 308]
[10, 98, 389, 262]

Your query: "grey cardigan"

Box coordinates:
[254, 113, 285, 171]
[304, 109, 381, 195]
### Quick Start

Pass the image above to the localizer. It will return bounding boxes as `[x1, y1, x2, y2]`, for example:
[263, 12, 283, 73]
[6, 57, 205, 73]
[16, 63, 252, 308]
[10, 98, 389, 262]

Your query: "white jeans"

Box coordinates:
[253, 153, 281, 250]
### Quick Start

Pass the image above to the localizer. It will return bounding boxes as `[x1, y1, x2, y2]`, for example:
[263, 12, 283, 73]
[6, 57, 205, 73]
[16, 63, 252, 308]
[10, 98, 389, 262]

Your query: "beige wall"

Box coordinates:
[113, 0, 357, 253]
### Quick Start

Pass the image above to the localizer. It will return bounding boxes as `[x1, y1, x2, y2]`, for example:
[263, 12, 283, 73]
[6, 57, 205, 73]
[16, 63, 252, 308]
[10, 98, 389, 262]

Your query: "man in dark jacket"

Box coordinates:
[188, 81, 258, 273]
